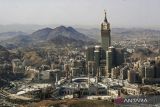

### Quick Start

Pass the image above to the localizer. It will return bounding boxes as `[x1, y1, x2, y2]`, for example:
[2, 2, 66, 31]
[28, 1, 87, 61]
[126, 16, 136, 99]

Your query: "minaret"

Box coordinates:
[101, 10, 111, 52]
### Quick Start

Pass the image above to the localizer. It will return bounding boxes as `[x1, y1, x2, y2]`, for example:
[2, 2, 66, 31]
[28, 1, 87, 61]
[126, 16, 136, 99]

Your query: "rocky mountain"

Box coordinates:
[2, 26, 159, 49]
[0, 26, 94, 48]
[0, 35, 33, 49]
[31, 26, 90, 42]
[31, 27, 53, 41]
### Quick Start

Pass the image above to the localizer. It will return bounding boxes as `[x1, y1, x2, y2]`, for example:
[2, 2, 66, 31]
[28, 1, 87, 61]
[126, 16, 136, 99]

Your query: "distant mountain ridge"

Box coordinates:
[1, 26, 160, 48]
[31, 26, 90, 42]
[76, 28, 160, 41]
[0, 26, 94, 48]
[0, 31, 27, 41]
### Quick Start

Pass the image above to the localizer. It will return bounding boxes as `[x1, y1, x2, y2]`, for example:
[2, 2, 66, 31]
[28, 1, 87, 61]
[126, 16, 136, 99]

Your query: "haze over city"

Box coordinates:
[1, 0, 160, 107]
[0, 0, 160, 28]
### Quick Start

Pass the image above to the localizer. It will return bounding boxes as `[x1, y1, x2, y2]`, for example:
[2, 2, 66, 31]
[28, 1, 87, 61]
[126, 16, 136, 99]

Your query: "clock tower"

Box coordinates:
[101, 11, 111, 51]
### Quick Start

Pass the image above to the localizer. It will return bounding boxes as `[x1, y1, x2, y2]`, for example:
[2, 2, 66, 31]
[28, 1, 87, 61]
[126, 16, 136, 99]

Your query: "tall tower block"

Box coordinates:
[101, 10, 111, 51]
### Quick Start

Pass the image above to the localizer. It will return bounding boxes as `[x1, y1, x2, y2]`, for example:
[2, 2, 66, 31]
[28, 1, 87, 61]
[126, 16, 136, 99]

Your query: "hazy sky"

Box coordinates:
[0, 0, 160, 28]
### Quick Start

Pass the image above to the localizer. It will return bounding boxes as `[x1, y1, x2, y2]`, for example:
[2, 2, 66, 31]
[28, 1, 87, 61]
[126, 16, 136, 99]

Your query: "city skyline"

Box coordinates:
[0, 1, 160, 106]
[0, 0, 160, 28]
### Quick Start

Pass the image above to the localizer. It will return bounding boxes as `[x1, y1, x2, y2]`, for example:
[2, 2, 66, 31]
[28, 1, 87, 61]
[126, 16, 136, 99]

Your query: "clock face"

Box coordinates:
[103, 25, 108, 30]
[101, 22, 110, 30]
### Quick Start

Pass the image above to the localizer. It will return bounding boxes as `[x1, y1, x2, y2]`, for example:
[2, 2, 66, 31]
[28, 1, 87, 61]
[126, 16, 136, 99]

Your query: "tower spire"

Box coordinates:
[104, 10, 108, 22]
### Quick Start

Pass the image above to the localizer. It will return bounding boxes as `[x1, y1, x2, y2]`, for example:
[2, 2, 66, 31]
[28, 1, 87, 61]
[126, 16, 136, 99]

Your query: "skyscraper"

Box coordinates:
[85, 10, 124, 77]
[101, 11, 111, 52]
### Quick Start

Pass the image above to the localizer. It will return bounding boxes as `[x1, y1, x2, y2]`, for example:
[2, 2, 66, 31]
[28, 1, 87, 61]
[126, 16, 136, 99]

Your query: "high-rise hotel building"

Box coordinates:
[101, 11, 111, 52]
[86, 11, 124, 78]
